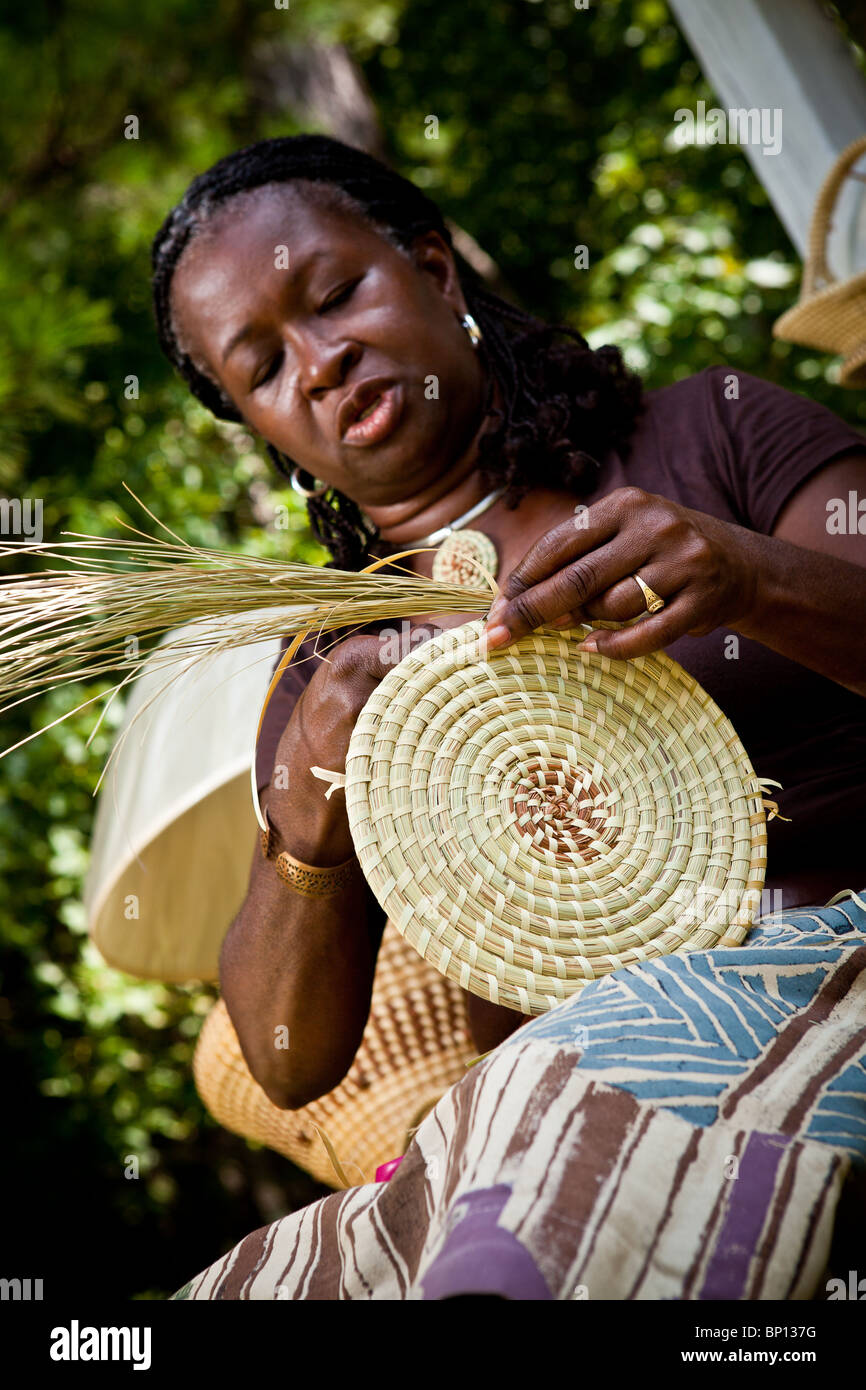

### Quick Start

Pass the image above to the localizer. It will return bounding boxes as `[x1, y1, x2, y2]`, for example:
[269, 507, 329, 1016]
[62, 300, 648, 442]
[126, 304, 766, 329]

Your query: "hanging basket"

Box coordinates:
[193, 918, 474, 1187]
[772, 133, 866, 387]
[340, 619, 768, 1017]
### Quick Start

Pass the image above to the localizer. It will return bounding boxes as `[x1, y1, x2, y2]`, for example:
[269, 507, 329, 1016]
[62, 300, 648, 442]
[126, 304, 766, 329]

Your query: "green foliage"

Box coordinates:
[1, 0, 863, 1297]
[370, 0, 866, 412]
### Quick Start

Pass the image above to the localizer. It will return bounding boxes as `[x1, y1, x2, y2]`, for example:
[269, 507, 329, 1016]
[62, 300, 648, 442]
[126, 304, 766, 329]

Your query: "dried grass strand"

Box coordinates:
[0, 495, 494, 775]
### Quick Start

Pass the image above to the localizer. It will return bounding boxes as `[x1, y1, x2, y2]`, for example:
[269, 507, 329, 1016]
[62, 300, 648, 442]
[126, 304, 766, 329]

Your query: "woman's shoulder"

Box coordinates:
[641, 363, 777, 416]
[592, 367, 742, 520]
[626, 365, 866, 532]
[642, 362, 865, 440]
[623, 365, 738, 454]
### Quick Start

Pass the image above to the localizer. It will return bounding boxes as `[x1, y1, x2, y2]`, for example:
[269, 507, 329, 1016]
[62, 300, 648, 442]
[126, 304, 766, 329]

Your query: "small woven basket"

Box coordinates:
[344, 619, 768, 1016]
[193, 918, 474, 1186]
[773, 133, 866, 387]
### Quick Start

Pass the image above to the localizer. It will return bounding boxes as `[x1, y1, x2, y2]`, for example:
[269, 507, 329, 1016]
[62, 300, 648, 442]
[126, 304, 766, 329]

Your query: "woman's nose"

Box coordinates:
[296, 334, 361, 400]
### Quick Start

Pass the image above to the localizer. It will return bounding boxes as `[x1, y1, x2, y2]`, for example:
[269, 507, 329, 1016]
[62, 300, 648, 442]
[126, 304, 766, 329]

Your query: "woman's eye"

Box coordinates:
[252, 352, 282, 391]
[319, 279, 360, 313]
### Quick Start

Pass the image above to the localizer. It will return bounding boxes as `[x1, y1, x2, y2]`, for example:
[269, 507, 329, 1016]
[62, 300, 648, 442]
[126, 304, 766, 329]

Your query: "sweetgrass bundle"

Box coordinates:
[0, 486, 490, 783]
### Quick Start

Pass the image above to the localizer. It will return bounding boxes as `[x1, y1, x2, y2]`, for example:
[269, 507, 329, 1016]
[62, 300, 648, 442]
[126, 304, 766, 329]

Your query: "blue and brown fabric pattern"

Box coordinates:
[174, 890, 866, 1300]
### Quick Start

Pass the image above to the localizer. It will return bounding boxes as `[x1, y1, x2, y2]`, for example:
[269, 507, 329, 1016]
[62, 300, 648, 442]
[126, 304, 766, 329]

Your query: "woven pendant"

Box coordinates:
[431, 529, 498, 587]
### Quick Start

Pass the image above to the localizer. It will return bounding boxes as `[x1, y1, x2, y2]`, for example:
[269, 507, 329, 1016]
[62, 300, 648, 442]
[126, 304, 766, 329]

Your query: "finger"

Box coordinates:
[584, 568, 672, 623]
[547, 568, 673, 629]
[483, 537, 650, 648]
[486, 487, 648, 624]
[335, 633, 397, 683]
[574, 597, 693, 661]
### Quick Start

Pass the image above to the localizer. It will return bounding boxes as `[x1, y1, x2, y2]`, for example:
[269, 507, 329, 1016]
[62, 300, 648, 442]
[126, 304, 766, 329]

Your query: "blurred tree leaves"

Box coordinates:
[1, 0, 864, 1297]
[370, 0, 866, 410]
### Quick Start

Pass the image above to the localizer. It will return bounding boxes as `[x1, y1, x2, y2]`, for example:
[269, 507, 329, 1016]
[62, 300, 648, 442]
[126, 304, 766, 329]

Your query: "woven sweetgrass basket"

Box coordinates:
[772, 133, 866, 388]
[342, 619, 768, 1016]
[193, 918, 474, 1186]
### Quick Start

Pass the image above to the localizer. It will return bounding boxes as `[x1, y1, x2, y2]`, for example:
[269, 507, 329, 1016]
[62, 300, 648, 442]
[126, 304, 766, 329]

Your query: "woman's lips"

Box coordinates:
[342, 383, 403, 447]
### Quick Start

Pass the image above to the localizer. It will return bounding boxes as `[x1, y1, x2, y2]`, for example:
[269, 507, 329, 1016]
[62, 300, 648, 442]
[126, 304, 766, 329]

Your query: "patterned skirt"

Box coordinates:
[173, 889, 866, 1300]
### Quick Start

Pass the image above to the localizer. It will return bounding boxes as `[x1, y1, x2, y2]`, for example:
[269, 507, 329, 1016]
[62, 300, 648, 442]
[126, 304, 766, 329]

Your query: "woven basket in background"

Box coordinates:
[773, 133, 866, 387]
[193, 918, 474, 1186]
[344, 619, 768, 1016]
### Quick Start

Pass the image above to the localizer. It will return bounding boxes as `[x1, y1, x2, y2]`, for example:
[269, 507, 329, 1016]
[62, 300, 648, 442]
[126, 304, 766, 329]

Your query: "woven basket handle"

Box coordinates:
[802, 133, 866, 297]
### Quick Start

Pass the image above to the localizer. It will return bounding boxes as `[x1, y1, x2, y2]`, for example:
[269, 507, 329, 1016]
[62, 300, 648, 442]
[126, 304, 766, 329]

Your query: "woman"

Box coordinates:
[152, 134, 866, 1116]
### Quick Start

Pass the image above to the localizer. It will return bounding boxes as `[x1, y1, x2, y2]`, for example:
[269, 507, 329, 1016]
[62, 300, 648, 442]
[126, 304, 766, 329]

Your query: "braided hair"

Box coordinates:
[151, 134, 645, 570]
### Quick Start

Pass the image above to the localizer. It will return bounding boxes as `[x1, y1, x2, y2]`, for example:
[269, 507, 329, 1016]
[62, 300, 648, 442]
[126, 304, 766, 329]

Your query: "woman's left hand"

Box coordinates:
[482, 486, 761, 660]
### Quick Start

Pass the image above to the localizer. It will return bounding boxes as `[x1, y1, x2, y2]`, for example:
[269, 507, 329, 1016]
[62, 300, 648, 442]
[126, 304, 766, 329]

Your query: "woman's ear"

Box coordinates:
[409, 231, 465, 314]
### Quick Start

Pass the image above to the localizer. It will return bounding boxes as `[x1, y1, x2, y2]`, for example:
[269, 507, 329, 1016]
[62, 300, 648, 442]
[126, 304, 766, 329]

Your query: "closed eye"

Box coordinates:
[319, 278, 361, 313]
[249, 276, 362, 390]
[252, 351, 283, 392]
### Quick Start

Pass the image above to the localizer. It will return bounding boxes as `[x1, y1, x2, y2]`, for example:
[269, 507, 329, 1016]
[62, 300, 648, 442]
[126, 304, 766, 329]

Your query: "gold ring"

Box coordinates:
[632, 572, 665, 614]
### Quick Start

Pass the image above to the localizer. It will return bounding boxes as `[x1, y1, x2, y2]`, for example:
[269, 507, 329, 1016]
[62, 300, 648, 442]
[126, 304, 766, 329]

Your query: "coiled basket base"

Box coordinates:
[345, 620, 768, 1015]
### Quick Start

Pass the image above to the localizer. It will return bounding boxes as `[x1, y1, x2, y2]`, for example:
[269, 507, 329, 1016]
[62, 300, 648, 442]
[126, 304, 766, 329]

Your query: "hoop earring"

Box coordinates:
[461, 312, 482, 349]
[290, 466, 330, 499]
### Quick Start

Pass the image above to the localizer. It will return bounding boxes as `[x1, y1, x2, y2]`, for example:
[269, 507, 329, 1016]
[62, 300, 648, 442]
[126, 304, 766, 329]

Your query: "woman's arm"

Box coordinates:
[730, 454, 866, 694]
[219, 635, 391, 1110]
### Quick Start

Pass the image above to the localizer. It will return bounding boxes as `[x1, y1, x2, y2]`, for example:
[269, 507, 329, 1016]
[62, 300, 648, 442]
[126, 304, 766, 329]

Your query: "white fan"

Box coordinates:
[83, 614, 289, 982]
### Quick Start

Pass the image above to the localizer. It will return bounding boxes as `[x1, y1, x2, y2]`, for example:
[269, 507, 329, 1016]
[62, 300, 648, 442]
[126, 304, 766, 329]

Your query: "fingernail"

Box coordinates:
[576, 636, 598, 653]
[481, 623, 511, 653]
[485, 601, 504, 627]
[551, 614, 572, 628]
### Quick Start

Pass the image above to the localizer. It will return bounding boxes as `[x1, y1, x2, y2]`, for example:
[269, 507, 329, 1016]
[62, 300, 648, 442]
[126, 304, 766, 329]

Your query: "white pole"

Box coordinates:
[667, 0, 866, 278]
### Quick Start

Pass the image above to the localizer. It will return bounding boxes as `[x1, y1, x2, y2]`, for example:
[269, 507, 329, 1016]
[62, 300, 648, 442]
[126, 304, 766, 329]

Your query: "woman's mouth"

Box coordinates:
[342, 384, 403, 447]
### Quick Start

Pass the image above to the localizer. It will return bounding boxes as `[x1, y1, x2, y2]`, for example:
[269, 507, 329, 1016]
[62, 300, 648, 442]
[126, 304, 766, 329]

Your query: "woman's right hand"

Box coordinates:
[264, 630, 401, 864]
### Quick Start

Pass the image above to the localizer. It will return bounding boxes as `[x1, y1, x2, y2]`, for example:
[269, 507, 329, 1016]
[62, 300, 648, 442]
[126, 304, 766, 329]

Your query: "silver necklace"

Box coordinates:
[409, 484, 507, 546]
[384, 484, 506, 587]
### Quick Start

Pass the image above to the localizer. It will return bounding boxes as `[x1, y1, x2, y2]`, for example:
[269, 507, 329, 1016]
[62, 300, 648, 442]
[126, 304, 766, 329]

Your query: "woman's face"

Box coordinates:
[169, 183, 489, 510]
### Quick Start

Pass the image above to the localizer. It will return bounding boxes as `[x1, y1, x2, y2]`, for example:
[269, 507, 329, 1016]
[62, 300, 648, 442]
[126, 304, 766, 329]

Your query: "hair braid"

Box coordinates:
[151, 134, 645, 570]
